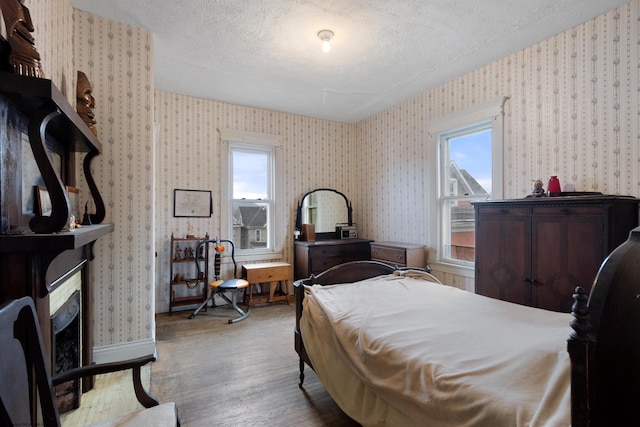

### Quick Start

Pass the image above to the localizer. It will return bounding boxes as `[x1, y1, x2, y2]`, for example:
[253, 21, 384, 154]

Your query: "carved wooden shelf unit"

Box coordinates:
[0, 71, 105, 234]
[0, 72, 111, 403]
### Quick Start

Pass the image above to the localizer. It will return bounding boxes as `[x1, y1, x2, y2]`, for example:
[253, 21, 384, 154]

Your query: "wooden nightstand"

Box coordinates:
[370, 241, 426, 269]
[242, 262, 291, 307]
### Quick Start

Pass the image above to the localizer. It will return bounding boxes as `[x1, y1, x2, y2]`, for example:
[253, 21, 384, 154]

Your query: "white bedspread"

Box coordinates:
[302, 273, 571, 427]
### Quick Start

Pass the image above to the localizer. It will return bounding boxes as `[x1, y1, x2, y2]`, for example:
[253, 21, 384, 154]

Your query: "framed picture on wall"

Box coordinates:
[173, 189, 212, 217]
[35, 186, 51, 216]
[66, 186, 81, 222]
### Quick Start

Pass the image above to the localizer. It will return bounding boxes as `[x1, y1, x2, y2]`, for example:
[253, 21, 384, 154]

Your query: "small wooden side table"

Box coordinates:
[242, 262, 291, 307]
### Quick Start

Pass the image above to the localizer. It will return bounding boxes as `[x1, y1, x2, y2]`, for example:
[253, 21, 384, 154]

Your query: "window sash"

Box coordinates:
[218, 129, 283, 260]
[229, 142, 275, 253]
[231, 199, 271, 250]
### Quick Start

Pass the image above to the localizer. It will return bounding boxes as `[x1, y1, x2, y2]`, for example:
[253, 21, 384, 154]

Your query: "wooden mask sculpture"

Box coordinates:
[76, 71, 97, 136]
[0, 0, 45, 77]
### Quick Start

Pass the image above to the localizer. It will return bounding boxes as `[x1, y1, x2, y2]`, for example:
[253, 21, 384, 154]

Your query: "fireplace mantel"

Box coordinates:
[0, 72, 112, 398]
[0, 223, 113, 291]
[0, 223, 113, 253]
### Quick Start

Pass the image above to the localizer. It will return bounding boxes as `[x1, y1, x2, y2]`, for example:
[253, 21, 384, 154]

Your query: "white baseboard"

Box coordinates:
[92, 338, 156, 363]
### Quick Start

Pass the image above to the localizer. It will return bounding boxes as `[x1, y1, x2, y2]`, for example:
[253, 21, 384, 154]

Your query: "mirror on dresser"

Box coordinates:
[295, 188, 353, 239]
[294, 188, 371, 279]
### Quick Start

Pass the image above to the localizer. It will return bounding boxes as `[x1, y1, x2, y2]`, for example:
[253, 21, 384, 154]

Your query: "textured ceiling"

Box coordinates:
[70, 0, 630, 123]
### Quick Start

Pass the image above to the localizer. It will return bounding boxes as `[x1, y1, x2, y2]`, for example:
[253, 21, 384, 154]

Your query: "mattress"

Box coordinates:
[300, 272, 571, 427]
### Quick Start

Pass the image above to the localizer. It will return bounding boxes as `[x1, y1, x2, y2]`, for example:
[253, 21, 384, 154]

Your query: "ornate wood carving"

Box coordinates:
[82, 150, 105, 224]
[570, 286, 592, 341]
[28, 106, 70, 233]
[0, 72, 105, 232]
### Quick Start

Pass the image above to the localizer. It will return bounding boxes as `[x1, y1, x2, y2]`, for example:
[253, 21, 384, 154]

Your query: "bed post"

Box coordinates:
[294, 277, 311, 387]
[568, 226, 640, 427]
[568, 286, 593, 427]
[293, 261, 398, 388]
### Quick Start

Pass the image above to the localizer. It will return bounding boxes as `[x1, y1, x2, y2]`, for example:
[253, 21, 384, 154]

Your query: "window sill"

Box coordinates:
[430, 261, 475, 279]
[234, 251, 284, 263]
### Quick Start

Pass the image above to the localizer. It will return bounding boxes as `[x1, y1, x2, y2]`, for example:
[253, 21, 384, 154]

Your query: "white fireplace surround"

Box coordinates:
[50, 271, 155, 364]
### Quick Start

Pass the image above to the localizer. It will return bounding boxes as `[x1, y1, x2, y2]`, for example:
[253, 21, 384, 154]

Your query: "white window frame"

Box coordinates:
[427, 97, 507, 277]
[219, 129, 283, 261]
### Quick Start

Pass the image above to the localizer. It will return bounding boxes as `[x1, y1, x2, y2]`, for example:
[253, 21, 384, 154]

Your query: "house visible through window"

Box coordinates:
[231, 145, 273, 251]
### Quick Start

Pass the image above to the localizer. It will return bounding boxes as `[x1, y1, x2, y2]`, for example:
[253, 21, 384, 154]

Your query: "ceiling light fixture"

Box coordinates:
[317, 29, 334, 53]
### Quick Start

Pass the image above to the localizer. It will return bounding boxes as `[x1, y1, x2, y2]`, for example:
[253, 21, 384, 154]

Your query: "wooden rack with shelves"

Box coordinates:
[169, 233, 209, 315]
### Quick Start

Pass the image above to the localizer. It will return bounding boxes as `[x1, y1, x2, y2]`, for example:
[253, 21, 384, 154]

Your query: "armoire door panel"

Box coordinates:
[532, 216, 603, 311]
[475, 212, 529, 305]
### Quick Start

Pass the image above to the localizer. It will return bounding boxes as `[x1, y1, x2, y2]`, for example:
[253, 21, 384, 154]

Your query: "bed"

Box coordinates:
[294, 227, 640, 427]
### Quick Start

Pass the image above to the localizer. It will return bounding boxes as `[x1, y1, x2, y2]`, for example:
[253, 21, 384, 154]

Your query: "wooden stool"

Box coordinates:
[242, 262, 291, 307]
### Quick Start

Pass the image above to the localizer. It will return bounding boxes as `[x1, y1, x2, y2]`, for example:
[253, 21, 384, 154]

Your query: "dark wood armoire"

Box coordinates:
[473, 196, 639, 312]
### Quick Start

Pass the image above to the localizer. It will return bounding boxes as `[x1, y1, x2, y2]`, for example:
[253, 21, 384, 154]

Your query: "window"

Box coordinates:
[219, 129, 282, 257]
[231, 146, 272, 251]
[428, 98, 506, 271]
[440, 122, 492, 265]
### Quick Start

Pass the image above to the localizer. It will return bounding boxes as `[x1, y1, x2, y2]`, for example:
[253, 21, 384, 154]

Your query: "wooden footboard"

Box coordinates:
[568, 226, 640, 427]
[294, 261, 397, 386]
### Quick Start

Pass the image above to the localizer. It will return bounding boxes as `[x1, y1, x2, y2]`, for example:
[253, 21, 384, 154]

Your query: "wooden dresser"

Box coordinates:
[294, 239, 372, 280]
[370, 241, 426, 268]
[473, 196, 639, 312]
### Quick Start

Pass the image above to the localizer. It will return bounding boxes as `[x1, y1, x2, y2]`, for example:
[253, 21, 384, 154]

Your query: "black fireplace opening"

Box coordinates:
[51, 290, 81, 413]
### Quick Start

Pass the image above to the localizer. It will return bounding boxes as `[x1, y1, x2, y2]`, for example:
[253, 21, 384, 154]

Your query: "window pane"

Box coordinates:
[232, 201, 269, 250]
[448, 129, 492, 195]
[233, 150, 268, 199]
[441, 126, 491, 264]
[443, 198, 482, 262]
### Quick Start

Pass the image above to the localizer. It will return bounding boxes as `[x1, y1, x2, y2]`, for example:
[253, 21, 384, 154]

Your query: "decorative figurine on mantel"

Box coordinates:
[82, 201, 93, 225]
[186, 223, 194, 238]
[531, 179, 546, 197]
[76, 70, 97, 136]
[0, 0, 45, 77]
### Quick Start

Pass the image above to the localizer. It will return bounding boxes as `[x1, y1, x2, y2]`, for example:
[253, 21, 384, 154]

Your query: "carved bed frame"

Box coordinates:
[294, 227, 640, 426]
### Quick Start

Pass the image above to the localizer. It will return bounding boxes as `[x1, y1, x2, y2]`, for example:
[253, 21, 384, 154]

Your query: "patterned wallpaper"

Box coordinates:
[72, 11, 155, 349]
[29, 1, 74, 102]
[154, 92, 356, 311]
[19, 1, 640, 353]
[355, 1, 640, 290]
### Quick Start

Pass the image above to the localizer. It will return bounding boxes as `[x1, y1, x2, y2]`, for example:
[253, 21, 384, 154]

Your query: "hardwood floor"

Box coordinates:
[152, 301, 359, 426]
[60, 300, 357, 426]
[60, 367, 151, 426]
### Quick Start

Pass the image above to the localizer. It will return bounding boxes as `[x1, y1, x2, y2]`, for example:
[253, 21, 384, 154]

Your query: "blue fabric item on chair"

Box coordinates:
[188, 238, 250, 323]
